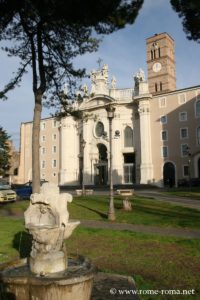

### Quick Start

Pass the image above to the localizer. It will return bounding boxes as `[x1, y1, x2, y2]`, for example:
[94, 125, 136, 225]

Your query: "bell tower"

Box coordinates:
[146, 32, 176, 94]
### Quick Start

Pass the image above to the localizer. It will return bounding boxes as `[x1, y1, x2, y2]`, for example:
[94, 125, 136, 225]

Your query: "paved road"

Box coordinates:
[135, 190, 200, 210]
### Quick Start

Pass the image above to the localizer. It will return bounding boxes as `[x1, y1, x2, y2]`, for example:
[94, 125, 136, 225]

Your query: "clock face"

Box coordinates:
[152, 62, 162, 73]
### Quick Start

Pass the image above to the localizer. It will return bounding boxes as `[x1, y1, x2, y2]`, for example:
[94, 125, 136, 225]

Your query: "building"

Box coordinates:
[17, 33, 200, 187]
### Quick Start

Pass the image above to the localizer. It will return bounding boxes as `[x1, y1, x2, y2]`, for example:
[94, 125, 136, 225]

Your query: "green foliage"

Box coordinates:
[0, 0, 144, 104]
[170, 0, 200, 42]
[0, 126, 11, 175]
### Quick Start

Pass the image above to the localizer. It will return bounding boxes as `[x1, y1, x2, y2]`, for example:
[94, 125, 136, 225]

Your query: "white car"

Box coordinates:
[0, 184, 17, 203]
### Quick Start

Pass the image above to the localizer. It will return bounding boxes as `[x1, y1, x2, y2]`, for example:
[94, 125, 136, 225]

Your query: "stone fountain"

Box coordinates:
[0, 183, 95, 300]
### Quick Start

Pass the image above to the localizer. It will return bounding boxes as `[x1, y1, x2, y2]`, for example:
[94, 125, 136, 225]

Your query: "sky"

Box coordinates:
[0, 0, 200, 150]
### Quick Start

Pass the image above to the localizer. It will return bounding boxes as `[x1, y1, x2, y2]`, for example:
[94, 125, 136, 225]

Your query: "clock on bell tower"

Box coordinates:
[146, 32, 176, 94]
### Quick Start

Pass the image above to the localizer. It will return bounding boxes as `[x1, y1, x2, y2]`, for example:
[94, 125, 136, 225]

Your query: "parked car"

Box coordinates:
[14, 182, 32, 200]
[14, 180, 48, 200]
[0, 184, 17, 203]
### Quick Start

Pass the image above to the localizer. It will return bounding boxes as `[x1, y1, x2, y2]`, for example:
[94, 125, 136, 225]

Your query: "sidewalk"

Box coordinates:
[80, 220, 200, 239]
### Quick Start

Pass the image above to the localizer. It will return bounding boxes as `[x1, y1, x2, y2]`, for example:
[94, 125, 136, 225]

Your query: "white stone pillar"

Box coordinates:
[137, 96, 153, 184]
[59, 117, 78, 185]
[83, 120, 92, 185]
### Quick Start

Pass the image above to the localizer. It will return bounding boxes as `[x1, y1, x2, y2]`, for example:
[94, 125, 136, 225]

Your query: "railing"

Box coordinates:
[109, 88, 134, 101]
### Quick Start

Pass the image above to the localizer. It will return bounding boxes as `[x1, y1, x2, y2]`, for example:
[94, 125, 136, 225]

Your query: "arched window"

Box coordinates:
[197, 127, 200, 144]
[151, 50, 153, 60]
[158, 47, 161, 57]
[155, 83, 158, 92]
[124, 126, 133, 147]
[196, 100, 200, 117]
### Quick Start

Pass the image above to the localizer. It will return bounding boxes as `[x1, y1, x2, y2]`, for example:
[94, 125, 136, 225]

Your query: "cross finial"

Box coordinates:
[97, 58, 103, 69]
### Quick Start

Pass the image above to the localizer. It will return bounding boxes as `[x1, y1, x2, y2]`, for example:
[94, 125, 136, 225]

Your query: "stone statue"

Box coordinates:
[90, 64, 109, 95]
[111, 76, 116, 88]
[134, 68, 145, 84]
[82, 83, 89, 96]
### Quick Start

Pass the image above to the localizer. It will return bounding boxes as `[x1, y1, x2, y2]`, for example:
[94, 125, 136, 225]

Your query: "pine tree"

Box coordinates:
[0, 126, 10, 176]
[171, 0, 200, 42]
[0, 0, 144, 192]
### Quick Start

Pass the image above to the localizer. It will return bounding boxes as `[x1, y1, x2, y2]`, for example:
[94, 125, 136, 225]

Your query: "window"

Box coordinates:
[160, 82, 162, 91]
[53, 133, 57, 140]
[124, 126, 133, 147]
[41, 135, 46, 142]
[161, 130, 168, 141]
[41, 160, 45, 169]
[151, 50, 153, 60]
[160, 115, 167, 124]
[41, 122, 46, 130]
[162, 146, 168, 158]
[179, 111, 187, 122]
[95, 122, 104, 137]
[53, 172, 57, 177]
[52, 159, 57, 168]
[181, 144, 189, 156]
[197, 127, 200, 145]
[180, 128, 188, 139]
[41, 147, 46, 155]
[183, 165, 189, 176]
[178, 93, 186, 105]
[196, 100, 200, 117]
[159, 97, 166, 108]
[52, 119, 57, 128]
[52, 145, 57, 153]
[124, 164, 134, 184]
[155, 83, 158, 92]
[158, 47, 161, 57]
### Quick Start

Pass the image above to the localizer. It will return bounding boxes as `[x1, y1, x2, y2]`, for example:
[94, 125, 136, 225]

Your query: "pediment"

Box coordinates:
[79, 95, 115, 110]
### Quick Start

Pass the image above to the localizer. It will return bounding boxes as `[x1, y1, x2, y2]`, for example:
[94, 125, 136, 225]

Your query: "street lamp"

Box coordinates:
[81, 139, 86, 195]
[106, 105, 116, 221]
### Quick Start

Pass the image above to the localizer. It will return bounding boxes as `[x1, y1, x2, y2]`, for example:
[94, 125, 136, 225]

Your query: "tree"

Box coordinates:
[0, 126, 10, 176]
[0, 0, 144, 193]
[170, 0, 200, 42]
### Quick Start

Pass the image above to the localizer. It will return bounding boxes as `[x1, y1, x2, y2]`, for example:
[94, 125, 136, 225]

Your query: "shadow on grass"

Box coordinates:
[12, 231, 32, 258]
[74, 203, 108, 219]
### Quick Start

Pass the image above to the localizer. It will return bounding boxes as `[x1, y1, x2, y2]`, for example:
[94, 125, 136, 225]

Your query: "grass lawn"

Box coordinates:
[1, 195, 200, 229]
[69, 195, 200, 229]
[0, 217, 199, 300]
[163, 187, 200, 200]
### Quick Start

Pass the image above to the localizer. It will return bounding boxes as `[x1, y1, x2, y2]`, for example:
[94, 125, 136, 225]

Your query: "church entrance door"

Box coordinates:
[94, 163, 108, 185]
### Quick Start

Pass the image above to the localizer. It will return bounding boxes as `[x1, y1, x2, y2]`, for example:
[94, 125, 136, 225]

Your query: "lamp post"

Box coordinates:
[81, 139, 86, 195]
[186, 146, 192, 189]
[106, 105, 116, 221]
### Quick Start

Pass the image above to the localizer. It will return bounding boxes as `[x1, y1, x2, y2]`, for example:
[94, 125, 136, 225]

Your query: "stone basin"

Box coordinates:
[26, 221, 80, 244]
[0, 256, 96, 300]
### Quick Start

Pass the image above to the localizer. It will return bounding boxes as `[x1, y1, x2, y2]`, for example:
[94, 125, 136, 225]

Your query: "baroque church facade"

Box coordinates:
[18, 33, 200, 187]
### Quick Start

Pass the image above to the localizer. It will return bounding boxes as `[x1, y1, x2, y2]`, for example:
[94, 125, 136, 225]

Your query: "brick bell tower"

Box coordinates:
[146, 32, 176, 94]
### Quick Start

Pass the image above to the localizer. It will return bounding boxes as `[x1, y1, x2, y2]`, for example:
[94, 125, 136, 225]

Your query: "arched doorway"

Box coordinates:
[163, 162, 175, 187]
[94, 144, 108, 185]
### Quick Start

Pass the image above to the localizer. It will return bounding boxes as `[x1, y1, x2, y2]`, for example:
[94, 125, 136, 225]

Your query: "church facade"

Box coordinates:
[17, 33, 200, 187]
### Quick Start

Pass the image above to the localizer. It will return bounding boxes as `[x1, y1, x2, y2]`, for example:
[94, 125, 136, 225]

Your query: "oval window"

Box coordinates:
[95, 122, 104, 137]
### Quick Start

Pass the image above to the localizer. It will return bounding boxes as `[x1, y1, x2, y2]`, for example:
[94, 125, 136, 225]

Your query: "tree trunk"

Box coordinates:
[32, 92, 42, 193]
